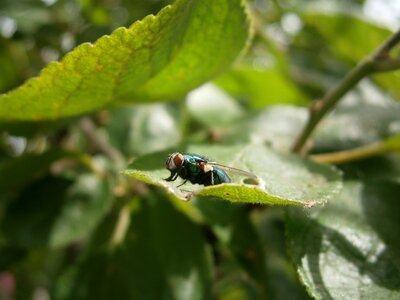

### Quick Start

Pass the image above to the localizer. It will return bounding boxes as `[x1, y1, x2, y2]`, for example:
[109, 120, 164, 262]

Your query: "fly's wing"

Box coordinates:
[206, 162, 259, 179]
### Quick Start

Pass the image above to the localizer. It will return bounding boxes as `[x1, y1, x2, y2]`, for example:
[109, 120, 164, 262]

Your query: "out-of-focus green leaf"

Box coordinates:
[0, 40, 22, 94]
[57, 192, 212, 300]
[195, 200, 267, 294]
[1, 174, 114, 248]
[286, 180, 400, 299]
[0, 150, 79, 197]
[254, 208, 311, 300]
[220, 84, 400, 152]
[0, 244, 27, 269]
[0, 1, 53, 34]
[314, 82, 400, 151]
[301, 12, 400, 100]
[186, 84, 244, 127]
[339, 155, 400, 183]
[384, 134, 400, 150]
[106, 104, 182, 156]
[120, 0, 174, 25]
[221, 105, 308, 150]
[0, 0, 251, 121]
[208, 205, 310, 300]
[0, 117, 77, 137]
[302, 13, 388, 62]
[124, 144, 342, 206]
[5, 9, 52, 34]
[215, 256, 262, 300]
[215, 67, 308, 108]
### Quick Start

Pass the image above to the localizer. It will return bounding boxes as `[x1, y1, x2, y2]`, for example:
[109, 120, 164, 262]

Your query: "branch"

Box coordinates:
[79, 117, 125, 166]
[109, 203, 131, 249]
[372, 28, 400, 58]
[311, 133, 400, 164]
[371, 57, 400, 72]
[291, 27, 400, 154]
[310, 143, 388, 165]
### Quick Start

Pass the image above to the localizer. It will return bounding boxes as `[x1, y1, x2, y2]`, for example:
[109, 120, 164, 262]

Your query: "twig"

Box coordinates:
[292, 28, 400, 154]
[370, 57, 400, 72]
[372, 28, 400, 57]
[109, 203, 131, 249]
[310, 143, 387, 165]
[311, 133, 400, 164]
[79, 117, 125, 166]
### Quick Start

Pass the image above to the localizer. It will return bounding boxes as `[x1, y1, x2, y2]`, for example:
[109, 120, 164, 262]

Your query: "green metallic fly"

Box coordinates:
[165, 152, 258, 187]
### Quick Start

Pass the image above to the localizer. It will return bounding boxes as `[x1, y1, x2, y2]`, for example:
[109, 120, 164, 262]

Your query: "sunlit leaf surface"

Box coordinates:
[286, 180, 400, 299]
[0, 0, 250, 120]
[124, 144, 342, 206]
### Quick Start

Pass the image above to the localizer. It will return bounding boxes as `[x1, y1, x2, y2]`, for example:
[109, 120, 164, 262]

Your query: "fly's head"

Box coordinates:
[166, 152, 184, 171]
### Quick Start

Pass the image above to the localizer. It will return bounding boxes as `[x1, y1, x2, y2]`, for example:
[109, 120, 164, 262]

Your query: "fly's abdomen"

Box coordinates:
[201, 168, 231, 186]
[212, 168, 231, 184]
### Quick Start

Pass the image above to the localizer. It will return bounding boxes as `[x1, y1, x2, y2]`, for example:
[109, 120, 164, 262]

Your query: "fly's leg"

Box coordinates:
[165, 172, 178, 182]
[177, 179, 188, 187]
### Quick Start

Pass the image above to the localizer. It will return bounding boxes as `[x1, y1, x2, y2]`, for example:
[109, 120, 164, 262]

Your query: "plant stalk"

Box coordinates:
[310, 143, 389, 165]
[79, 117, 125, 166]
[292, 28, 400, 154]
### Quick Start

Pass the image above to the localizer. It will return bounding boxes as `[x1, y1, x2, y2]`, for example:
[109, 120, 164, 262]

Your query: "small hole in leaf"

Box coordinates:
[243, 177, 259, 185]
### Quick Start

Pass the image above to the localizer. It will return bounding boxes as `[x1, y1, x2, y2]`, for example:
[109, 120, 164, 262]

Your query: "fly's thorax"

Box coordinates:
[166, 152, 184, 171]
[186, 160, 203, 175]
[184, 154, 209, 163]
[181, 155, 202, 174]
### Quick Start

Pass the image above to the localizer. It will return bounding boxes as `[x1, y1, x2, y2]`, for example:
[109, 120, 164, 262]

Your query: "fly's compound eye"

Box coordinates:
[166, 152, 184, 171]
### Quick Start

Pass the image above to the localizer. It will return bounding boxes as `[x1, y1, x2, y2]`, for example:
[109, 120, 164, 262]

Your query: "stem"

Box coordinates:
[292, 60, 373, 153]
[292, 27, 400, 154]
[79, 117, 125, 166]
[109, 203, 132, 250]
[372, 28, 400, 57]
[371, 57, 400, 72]
[310, 143, 389, 165]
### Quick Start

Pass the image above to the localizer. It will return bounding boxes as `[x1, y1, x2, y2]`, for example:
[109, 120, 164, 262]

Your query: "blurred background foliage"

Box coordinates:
[0, 0, 400, 299]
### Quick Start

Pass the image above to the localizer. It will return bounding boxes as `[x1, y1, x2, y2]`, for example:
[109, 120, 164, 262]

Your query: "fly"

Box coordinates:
[165, 152, 258, 187]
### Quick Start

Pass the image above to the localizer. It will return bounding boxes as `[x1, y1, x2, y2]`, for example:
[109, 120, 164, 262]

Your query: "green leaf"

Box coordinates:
[254, 208, 311, 300]
[106, 104, 183, 156]
[195, 201, 267, 292]
[124, 144, 343, 206]
[0, 117, 77, 137]
[0, 150, 79, 197]
[286, 180, 400, 299]
[117, 1, 174, 24]
[214, 254, 263, 300]
[215, 67, 309, 108]
[57, 192, 212, 300]
[0, 0, 251, 121]
[302, 13, 389, 62]
[384, 134, 400, 151]
[301, 12, 400, 100]
[219, 87, 400, 152]
[186, 83, 245, 127]
[314, 83, 400, 151]
[221, 105, 308, 151]
[0, 3, 52, 34]
[1, 174, 114, 248]
[0, 40, 23, 94]
[337, 155, 400, 184]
